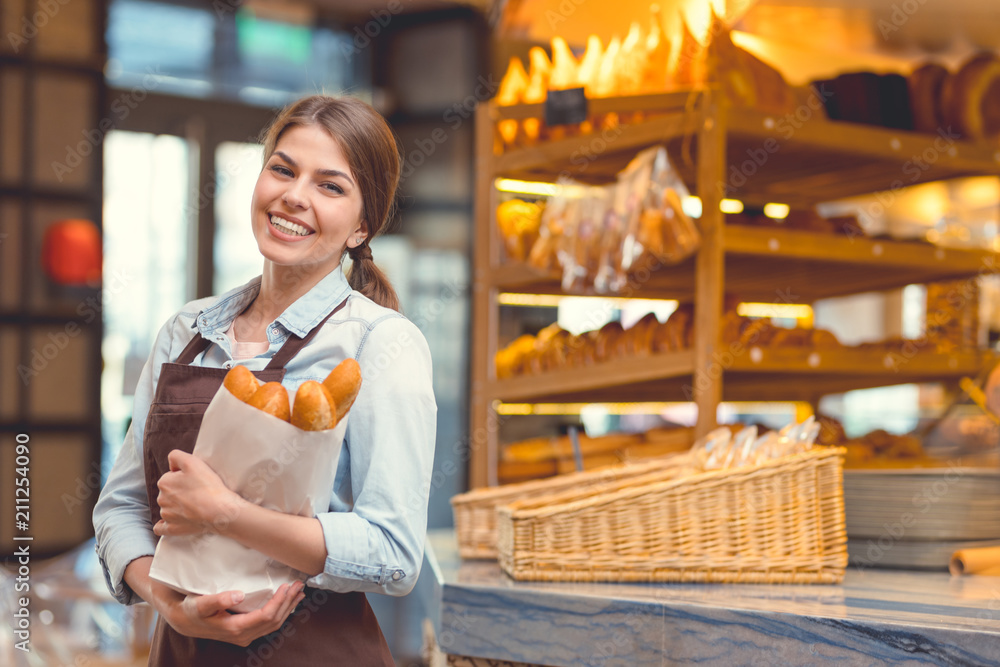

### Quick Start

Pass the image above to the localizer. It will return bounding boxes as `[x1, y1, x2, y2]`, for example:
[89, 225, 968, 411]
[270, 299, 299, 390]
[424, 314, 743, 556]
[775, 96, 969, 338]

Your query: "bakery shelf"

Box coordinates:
[491, 350, 695, 403]
[491, 91, 1000, 205]
[724, 108, 1000, 206]
[489, 227, 996, 303]
[722, 227, 997, 302]
[491, 348, 993, 405]
[470, 88, 1000, 488]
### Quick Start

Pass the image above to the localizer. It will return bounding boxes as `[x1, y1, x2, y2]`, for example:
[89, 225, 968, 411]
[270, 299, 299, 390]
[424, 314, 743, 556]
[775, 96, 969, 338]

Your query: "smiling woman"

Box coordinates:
[93, 96, 437, 667]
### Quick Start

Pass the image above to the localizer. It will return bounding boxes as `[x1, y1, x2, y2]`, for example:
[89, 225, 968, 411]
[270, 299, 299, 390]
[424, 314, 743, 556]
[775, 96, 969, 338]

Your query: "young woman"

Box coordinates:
[93, 95, 437, 665]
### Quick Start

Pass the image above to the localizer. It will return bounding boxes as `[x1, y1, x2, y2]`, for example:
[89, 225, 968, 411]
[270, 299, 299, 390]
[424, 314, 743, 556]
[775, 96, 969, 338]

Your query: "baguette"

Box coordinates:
[223, 364, 261, 402]
[247, 382, 291, 422]
[322, 358, 362, 423]
[292, 381, 337, 431]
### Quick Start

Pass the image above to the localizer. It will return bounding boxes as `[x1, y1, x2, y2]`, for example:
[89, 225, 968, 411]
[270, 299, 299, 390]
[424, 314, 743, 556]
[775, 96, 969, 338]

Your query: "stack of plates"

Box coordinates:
[843, 468, 1000, 570]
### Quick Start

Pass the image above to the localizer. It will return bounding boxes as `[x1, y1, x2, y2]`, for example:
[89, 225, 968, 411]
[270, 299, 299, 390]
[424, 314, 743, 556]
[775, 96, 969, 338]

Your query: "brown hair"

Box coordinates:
[261, 95, 401, 311]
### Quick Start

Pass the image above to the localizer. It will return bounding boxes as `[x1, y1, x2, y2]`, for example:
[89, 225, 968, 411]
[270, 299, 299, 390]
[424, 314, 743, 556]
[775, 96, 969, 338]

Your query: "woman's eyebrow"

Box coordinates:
[274, 150, 355, 187]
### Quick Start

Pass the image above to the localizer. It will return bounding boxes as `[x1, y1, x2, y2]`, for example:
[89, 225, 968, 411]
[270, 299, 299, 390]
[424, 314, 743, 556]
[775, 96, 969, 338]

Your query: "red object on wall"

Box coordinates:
[41, 219, 103, 286]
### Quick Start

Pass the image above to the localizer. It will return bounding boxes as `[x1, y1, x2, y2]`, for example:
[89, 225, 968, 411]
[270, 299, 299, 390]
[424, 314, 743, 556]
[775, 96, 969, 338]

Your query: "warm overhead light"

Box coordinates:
[720, 199, 744, 214]
[499, 293, 679, 310]
[737, 302, 814, 320]
[494, 178, 558, 197]
[682, 196, 703, 218]
[496, 401, 815, 416]
[763, 203, 790, 219]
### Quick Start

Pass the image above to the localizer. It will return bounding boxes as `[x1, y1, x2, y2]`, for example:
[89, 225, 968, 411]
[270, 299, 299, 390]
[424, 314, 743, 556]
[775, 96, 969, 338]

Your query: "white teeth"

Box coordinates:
[269, 215, 312, 236]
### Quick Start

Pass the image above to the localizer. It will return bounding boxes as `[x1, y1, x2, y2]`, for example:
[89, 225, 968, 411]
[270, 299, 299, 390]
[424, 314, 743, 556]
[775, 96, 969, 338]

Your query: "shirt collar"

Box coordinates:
[195, 264, 352, 339]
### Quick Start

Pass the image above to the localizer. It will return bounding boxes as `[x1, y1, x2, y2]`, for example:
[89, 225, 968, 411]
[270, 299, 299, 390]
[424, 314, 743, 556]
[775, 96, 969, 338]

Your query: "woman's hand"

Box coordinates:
[151, 578, 305, 647]
[154, 450, 246, 537]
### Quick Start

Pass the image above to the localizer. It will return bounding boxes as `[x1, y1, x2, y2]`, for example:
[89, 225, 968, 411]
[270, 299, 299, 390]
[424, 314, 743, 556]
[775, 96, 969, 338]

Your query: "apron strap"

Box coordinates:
[174, 295, 351, 368]
[265, 296, 350, 370]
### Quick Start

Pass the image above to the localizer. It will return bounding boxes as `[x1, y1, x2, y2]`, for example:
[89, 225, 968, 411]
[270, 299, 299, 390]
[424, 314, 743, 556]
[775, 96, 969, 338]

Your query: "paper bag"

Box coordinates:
[149, 384, 346, 612]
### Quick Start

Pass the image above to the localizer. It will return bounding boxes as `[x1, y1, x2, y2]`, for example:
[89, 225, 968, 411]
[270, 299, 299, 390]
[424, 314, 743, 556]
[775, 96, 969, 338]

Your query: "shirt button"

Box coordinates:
[391, 571, 402, 581]
[224, 362, 232, 369]
[271, 327, 279, 336]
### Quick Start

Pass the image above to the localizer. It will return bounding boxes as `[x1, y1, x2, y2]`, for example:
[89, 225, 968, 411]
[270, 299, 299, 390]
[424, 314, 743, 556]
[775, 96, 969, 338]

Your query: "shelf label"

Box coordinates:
[808, 352, 821, 368]
[545, 87, 589, 127]
[750, 347, 763, 363]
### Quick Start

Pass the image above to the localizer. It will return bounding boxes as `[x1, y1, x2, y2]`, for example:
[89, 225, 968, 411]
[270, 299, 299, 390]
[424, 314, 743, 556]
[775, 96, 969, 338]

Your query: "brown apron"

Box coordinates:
[142, 299, 395, 666]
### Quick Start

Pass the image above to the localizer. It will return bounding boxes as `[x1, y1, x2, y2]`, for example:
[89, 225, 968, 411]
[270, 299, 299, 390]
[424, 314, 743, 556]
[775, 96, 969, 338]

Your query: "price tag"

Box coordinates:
[545, 87, 588, 127]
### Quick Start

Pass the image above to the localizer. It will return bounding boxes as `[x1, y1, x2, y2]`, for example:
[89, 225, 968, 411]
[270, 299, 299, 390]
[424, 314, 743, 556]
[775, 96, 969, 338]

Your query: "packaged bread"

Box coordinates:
[291, 381, 336, 431]
[322, 358, 363, 423]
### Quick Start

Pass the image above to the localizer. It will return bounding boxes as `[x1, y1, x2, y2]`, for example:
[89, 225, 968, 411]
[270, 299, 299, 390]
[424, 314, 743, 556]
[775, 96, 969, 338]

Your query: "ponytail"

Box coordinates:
[347, 243, 399, 312]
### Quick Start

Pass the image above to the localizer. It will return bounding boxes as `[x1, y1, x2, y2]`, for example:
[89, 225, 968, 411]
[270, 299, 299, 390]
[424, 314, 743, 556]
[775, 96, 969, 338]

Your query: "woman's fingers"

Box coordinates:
[193, 590, 245, 618]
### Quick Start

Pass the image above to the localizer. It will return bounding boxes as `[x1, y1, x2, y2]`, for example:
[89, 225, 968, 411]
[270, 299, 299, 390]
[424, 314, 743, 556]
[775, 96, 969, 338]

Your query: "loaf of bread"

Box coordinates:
[322, 358, 362, 423]
[291, 380, 337, 431]
[223, 364, 260, 402]
[247, 382, 291, 422]
[946, 52, 1000, 138]
[909, 62, 950, 133]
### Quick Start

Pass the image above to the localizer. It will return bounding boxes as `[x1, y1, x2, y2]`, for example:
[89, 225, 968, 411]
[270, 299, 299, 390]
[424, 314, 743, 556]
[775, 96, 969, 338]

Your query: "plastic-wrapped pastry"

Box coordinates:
[497, 198, 543, 263]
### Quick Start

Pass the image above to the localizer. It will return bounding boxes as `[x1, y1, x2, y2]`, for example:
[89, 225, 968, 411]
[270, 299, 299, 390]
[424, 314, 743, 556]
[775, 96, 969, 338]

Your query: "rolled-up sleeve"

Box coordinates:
[307, 316, 437, 596]
[93, 318, 176, 605]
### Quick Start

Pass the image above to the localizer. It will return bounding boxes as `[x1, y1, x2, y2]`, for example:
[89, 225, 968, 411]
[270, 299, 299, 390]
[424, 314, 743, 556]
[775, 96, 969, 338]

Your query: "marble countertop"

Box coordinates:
[417, 529, 1000, 666]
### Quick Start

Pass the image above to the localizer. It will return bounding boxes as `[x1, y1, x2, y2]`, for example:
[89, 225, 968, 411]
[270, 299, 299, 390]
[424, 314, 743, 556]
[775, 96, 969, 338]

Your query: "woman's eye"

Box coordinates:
[270, 165, 292, 176]
[323, 183, 344, 194]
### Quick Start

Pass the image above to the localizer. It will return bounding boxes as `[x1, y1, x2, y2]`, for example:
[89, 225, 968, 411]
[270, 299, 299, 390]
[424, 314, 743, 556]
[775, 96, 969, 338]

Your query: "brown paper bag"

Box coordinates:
[149, 385, 346, 611]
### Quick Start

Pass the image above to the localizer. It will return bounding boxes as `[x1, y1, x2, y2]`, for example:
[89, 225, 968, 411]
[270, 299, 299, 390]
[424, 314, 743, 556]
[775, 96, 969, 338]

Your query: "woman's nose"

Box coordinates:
[282, 179, 309, 208]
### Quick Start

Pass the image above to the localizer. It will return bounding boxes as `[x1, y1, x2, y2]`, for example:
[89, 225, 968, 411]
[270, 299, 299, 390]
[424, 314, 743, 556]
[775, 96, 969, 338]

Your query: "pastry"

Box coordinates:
[322, 358, 362, 423]
[595, 321, 626, 361]
[291, 381, 336, 431]
[946, 52, 1000, 138]
[247, 382, 291, 422]
[223, 365, 260, 403]
[909, 62, 950, 133]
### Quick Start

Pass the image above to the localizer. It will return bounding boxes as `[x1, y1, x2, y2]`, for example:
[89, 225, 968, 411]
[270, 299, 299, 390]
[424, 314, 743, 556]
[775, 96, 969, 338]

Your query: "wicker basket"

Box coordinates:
[451, 455, 691, 559]
[496, 447, 847, 584]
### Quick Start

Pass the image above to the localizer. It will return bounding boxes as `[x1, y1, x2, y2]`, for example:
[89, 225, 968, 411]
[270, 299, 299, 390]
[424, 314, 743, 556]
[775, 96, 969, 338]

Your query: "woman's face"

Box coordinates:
[251, 124, 366, 275]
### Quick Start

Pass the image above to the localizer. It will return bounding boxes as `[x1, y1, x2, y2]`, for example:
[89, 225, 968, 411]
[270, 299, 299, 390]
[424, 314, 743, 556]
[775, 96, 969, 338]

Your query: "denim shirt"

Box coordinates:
[93, 265, 437, 604]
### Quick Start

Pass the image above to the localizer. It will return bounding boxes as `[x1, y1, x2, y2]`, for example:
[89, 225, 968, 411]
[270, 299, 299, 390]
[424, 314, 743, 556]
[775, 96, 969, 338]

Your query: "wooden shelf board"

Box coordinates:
[490, 350, 696, 402]
[490, 96, 1000, 204]
[490, 348, 993, 405]
[494, 111, 703, 183]
[489, 230, 997, 303]
[493, 92, 698, 122]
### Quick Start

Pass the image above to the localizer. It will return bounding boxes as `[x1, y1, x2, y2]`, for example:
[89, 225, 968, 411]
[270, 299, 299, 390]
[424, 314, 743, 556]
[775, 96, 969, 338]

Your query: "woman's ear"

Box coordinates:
[350, 223, 369, 248]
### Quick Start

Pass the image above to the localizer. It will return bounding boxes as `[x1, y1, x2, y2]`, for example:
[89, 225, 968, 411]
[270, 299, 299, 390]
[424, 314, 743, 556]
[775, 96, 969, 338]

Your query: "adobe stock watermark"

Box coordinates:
[17, 269, 133, 385]
[877, 0, 929, 39]
[400, 74, 500, 183]
[682, 287, 801, 401]
[717, 84, 833, 200]
[339, 0, 414, 63]
[6, 0, 70, 53]
[52, 66, 164, 182]
[853, 463, 965, 570]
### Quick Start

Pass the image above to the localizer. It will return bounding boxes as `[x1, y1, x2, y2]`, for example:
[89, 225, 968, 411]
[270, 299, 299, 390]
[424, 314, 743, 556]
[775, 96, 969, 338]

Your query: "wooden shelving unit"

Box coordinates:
[470, 90, 1000, 489]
